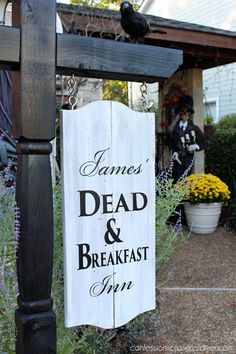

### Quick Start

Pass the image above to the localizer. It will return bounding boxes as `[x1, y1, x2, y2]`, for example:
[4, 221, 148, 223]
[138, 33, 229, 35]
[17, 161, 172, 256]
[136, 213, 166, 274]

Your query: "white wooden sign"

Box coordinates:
[61, 101, 155, 329]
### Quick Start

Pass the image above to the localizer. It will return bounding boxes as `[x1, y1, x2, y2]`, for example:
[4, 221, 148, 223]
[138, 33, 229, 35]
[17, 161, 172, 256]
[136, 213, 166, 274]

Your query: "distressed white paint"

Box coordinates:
[61, 101, 155, 328]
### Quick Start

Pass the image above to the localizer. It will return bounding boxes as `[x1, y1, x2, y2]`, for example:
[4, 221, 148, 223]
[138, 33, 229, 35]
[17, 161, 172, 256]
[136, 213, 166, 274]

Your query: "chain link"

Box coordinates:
[67, 75, 79, 110]
[139, 82, 149, 112]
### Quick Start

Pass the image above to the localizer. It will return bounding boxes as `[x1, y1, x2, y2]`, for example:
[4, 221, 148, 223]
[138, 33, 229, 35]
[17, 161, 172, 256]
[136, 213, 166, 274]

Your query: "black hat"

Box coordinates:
[175, 95, 195, 115]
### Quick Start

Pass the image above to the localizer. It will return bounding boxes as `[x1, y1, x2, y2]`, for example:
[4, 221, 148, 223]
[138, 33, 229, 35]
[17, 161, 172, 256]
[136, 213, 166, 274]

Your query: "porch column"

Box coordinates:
[188, 68, 205, 174]
[159, 67, 205, 173]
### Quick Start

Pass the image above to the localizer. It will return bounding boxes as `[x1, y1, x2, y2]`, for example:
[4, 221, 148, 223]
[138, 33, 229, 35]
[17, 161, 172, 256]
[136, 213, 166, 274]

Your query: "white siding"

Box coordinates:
[141, 0, 236, 120]
[141, 0, 236, 31]
[203, 64, 236, 119]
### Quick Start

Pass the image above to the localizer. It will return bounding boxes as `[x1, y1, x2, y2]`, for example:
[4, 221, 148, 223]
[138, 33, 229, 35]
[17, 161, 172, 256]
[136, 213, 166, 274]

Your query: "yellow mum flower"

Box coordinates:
[185, 173, 230, 204]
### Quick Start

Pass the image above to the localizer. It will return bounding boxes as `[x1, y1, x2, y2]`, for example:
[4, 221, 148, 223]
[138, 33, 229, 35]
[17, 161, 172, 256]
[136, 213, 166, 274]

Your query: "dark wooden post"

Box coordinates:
[12, 1, 56, 352]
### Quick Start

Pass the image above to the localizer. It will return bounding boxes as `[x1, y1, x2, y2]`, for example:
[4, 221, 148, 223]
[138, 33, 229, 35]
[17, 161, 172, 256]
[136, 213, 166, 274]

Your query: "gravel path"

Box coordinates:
[133, 227, 236, 354]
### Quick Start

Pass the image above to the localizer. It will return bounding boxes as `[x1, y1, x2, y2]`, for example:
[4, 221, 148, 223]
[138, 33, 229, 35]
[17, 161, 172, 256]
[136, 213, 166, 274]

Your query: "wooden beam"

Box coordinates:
[11, 1, 56, 140]
[0, 26, 182, 82]
[57, 34, 182, 82]
[147, 26, 236, 51]
[146, 40, 236, 69]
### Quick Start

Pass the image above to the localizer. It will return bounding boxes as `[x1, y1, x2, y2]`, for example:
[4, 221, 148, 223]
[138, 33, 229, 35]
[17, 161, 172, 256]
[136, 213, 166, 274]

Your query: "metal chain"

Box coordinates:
[139, 82, 149, 112]
[67, 75, 79, 110]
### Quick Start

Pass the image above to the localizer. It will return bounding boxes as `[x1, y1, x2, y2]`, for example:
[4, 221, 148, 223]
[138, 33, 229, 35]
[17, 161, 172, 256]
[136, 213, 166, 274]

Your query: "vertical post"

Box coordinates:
[12, 0, 56, 352]
[188, 68, 204, 174]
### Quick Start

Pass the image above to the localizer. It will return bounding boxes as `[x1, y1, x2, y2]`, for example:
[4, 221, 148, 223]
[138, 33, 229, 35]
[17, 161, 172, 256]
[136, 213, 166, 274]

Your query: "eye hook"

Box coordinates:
[139, 81, 148, 112]
[67, 75, 79, 110]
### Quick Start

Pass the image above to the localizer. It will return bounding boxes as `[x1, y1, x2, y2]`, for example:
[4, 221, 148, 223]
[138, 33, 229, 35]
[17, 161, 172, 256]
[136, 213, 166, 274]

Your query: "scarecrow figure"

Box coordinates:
[168, 95, 206, 182]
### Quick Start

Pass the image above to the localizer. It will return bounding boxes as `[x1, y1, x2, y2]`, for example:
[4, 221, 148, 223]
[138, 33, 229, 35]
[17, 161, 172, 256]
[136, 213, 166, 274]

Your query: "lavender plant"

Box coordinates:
[156, 163, 189, 269]
[0, 171, 18, 353]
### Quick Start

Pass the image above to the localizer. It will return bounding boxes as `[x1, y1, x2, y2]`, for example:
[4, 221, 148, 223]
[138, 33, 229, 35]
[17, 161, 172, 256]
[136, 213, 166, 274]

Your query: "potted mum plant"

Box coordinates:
[204, 114, 214, 139]
[184, 173, 230, 234]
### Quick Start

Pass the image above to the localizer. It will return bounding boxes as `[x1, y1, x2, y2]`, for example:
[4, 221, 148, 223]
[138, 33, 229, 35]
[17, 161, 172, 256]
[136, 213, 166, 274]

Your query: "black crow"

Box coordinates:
[120, 1, 166, 41]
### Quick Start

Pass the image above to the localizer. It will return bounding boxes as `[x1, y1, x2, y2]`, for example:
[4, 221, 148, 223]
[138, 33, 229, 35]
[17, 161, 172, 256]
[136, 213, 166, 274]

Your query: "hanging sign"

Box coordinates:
[61, 101, 155, 329]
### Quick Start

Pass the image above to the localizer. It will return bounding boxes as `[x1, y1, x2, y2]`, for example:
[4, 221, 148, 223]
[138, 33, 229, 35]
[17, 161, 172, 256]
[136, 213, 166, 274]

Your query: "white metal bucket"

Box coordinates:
[184, 202, 222, 234]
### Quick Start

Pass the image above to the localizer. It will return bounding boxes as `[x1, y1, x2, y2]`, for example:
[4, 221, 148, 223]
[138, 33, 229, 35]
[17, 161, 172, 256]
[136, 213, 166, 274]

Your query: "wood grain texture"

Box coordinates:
[15, 142, 56, 354]
[11, 1, 57, 352]
[147, 26, 236, 50]
[0, 25, 182, 83]
[16, 151, 53, 301]
[57, 34, 183, 83]
[12, 0, 56, 140]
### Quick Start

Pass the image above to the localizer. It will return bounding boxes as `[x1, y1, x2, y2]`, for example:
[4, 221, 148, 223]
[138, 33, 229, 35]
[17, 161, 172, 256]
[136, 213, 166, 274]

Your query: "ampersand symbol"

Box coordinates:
[104, 218, 123, 245]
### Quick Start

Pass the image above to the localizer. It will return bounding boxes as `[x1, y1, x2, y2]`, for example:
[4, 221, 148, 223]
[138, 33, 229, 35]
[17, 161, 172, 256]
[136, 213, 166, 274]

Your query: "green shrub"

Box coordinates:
[216, 113, 236, 130]
[206, 113, 236, 197]
[206, 129, 236, 196]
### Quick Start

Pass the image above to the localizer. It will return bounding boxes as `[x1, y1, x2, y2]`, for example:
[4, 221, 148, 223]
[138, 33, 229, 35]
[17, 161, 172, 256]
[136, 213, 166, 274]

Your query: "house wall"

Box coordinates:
[140, 0, 236, 122]
[203, 63, 236, 121]
[141, 0, 236, 31]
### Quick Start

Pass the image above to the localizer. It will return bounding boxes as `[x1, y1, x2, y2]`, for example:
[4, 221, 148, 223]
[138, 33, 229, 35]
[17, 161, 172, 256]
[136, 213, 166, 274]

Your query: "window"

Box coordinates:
[203, 97, 219, 123]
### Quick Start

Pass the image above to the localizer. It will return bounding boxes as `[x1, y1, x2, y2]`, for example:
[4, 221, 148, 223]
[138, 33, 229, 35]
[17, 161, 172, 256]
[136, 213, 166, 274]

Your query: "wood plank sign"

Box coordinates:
[61, 101, 155, 328]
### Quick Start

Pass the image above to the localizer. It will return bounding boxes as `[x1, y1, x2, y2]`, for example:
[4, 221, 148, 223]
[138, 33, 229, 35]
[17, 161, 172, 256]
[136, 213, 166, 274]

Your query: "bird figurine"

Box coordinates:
[120, 1, 166, 42]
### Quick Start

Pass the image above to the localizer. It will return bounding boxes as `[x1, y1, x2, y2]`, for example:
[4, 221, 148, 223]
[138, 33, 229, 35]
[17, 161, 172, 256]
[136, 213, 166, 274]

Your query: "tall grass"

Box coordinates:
[0, 173, 17, 353]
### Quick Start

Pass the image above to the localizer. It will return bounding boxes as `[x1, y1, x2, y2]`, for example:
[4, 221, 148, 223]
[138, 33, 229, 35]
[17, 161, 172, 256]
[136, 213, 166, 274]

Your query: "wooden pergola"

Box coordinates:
[57, 3, 236, 71]
[57, 3, 236, 174]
